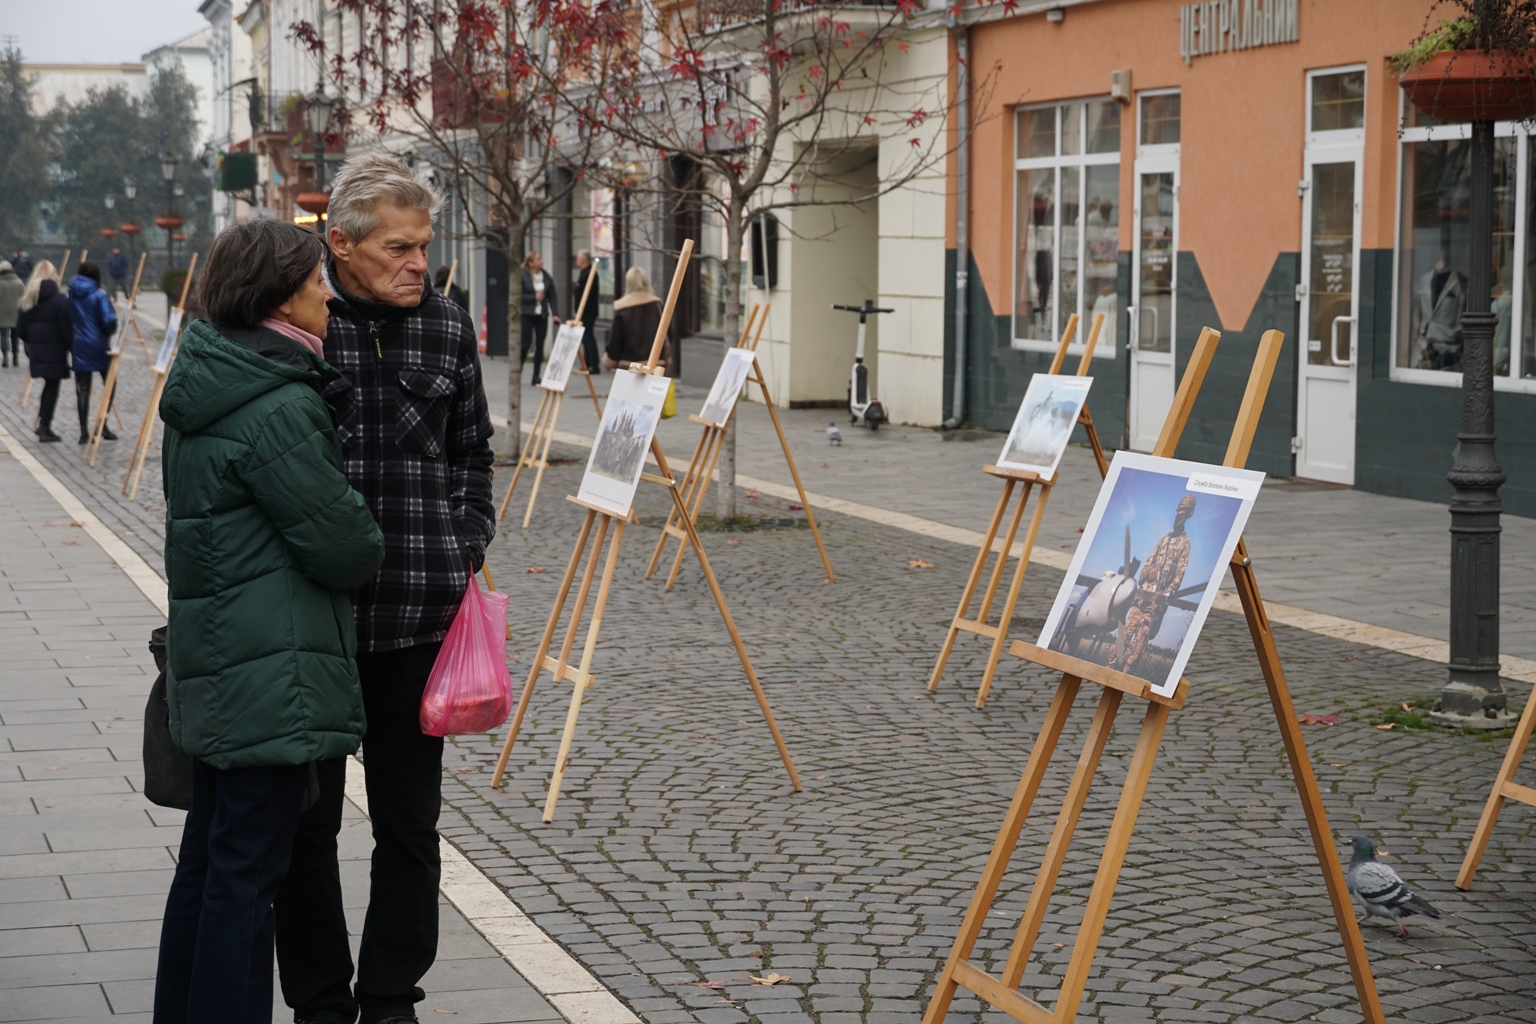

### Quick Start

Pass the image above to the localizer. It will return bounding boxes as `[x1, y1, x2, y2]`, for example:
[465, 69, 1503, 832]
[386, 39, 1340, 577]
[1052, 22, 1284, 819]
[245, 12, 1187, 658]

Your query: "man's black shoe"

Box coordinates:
[37, 428, 61, 442]
[77, 433, 88, 445]
[101, 424, 118, 441]
[370, 1016, 419, 1024]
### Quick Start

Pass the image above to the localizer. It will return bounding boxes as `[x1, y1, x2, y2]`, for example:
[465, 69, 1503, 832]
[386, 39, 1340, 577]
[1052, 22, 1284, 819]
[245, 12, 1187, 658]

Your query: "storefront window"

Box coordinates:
[1014, 98, 1121, 355]
[1395, 129, 1518, 375]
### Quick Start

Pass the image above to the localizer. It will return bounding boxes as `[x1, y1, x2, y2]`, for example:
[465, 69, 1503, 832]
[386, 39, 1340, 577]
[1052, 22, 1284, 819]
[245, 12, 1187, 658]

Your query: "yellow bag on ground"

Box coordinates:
[660, 379, 677, 419]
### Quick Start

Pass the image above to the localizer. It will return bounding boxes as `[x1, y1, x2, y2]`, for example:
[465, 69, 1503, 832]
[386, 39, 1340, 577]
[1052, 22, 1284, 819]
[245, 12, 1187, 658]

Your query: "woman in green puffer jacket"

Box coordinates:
[152, 219, 384, 1024]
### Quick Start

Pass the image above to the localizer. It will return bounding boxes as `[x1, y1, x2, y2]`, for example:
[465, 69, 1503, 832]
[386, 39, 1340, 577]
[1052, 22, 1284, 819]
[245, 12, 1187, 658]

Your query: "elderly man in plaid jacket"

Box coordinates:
[273, 153, 496, 1024]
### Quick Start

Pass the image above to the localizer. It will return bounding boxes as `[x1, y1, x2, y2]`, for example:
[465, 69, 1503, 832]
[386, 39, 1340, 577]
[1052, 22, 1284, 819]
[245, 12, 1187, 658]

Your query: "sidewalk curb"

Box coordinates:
[491, 413, 1536, 692]
[0, 420, 634, 1024]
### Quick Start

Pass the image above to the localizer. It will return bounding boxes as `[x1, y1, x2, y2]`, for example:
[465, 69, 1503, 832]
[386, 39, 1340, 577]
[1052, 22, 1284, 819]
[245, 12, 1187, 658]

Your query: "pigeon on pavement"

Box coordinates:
[826, 422, 843, 445]
[1345, 834, 1441, 936]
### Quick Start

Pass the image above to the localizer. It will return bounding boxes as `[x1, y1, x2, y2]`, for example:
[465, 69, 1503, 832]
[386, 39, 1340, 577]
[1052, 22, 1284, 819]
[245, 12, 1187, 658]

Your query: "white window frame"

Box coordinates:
[1390, 90, 1536, 393]
[1011, 97, 1121, 359]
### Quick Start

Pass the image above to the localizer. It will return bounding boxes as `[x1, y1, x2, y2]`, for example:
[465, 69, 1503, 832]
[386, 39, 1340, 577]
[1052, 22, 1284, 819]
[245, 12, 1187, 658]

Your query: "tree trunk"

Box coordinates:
[716, 206, 746, 522]
[503, 213, 525, 463]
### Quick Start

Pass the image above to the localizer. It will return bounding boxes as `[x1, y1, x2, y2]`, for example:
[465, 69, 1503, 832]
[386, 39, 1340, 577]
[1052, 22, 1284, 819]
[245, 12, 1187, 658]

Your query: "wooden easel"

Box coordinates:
[119, 253, 153, 365]
[84, 256, 145, 465]
[489, 239, 802, 821]
[644, 303, 834, 588]
[927, 312, 1109, 708]
[1455, 690, 1536, 888]
[922, 327, 1387, 1024]
[496, 263, 606, 528]
[123, 253, 197, 500]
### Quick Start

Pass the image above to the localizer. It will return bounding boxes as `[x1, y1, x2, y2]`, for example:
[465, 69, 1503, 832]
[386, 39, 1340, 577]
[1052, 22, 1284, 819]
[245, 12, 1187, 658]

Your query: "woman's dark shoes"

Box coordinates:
[36, 427, 61, 442]
[78, 432, 89, 445]
[101, 424, 118, 441]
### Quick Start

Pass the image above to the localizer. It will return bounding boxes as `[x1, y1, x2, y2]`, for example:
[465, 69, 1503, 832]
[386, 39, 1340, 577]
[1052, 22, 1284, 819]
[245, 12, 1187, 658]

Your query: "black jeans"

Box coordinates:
[275, 642, 445, 1024]
[0, 327, 14, 363]
[519, 314, 548, 383]
[76, 369, 111, 438]
[580, 324, 600, 376]
[37, 379, 61, 431]
[154, 759, 307, 1024]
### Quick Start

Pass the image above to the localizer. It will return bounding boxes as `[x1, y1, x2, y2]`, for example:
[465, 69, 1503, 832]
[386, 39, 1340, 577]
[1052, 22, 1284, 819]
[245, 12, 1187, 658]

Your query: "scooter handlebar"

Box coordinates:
[831, 303, 896, 314]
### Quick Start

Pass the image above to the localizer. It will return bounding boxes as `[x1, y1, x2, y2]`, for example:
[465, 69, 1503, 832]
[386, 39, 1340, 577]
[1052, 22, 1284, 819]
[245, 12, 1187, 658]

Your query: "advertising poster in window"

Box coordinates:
[1038, 451, 1263, 697]
[576, 369, 670, 517]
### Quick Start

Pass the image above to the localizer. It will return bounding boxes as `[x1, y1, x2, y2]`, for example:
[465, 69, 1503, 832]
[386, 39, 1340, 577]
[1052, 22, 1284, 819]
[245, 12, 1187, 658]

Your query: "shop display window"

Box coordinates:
[1013, 98, 1121, 357]
[1394, 108, 1534, 386]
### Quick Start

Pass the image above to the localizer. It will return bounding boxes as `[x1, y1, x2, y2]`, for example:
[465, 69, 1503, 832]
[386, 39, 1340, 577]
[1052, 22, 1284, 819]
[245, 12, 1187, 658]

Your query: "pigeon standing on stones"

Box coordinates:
[1345, 834, 1440, 936]
[826, 422, 843, 445]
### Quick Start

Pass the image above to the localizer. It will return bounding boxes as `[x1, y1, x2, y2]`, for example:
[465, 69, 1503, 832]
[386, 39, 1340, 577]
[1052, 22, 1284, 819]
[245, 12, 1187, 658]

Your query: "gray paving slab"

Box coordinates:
[0, 435, 567, 1023]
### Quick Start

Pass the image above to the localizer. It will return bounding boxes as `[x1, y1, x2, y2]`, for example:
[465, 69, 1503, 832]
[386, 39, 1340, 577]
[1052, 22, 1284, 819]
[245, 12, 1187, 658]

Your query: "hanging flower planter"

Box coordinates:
[155, 215, 185, 230]
[1398, 49, 1536, 122]
[99, 227, 118, 238]
[294, 192, 330, 214]
[171, 232, 188, 243]
[120, 222, 142, 235]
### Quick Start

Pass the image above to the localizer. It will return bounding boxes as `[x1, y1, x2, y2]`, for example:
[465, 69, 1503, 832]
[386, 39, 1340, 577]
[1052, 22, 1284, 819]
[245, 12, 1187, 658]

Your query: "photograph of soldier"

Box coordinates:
[1038, 453, 1262, 696]
[1111, 494, 1194, 673]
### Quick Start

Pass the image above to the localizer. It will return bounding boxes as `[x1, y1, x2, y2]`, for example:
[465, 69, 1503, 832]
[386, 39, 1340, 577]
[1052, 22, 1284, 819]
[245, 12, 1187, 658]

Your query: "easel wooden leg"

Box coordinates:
[87, 354, 122, 465]
[543, 517, 624, 822]
[124, 373, 166, 500]
[522, 392, 563, 529]
[664, 424, 727, 590]
[1457, 690, 1536, 888]
[921, 676, 1081, 1024]
[974, 486, 1052, 709]
[646, 425, 711, 579]
[490, 509, 598, 788]
[1231, 550, 1385, 1023]
[20, 376, 33, 409]
[575, 348, 604, 418]
[499, 390, 551, 521]
[754, 370, 834, 582]
[929, 480, 1019, 693]
[670, 483, 802, 791]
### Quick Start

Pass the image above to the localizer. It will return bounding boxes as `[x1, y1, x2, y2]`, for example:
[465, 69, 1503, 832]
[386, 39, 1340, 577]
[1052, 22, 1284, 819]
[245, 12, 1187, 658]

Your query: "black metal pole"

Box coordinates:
[1438, 114, 1508, 725]
[166, 178, 176, 272]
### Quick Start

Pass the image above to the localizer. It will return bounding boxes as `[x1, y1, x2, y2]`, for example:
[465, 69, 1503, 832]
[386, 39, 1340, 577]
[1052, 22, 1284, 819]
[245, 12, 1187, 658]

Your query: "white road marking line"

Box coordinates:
[492, 413, 1536, 688]
[343, 758, 640, 1023]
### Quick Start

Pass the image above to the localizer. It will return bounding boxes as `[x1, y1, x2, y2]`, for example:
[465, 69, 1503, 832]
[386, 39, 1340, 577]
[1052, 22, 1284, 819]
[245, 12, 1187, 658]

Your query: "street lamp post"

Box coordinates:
[1438, 13, 1511, 727]
[160, 152, 179, 270]
[307, 86, 335, 226]
[123, 177, 138, 269]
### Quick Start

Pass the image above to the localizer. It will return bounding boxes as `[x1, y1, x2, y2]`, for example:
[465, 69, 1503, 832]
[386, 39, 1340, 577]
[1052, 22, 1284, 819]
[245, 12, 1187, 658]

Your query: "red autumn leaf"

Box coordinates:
[1297, 713, 1340, 725]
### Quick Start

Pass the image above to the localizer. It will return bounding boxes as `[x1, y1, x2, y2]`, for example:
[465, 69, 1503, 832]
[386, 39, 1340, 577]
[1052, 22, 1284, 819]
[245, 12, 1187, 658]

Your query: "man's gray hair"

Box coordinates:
[327, 153, 443, 242]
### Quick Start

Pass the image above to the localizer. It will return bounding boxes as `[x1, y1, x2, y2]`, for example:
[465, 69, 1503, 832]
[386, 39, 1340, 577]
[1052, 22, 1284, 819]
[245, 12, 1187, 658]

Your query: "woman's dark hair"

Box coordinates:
[199, 219, 327, 329]
[77, 260, 101, 284]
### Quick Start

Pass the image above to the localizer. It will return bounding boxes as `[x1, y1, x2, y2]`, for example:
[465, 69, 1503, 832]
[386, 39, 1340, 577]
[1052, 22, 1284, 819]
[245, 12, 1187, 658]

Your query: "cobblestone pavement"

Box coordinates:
[450, 462, 1536, 1024]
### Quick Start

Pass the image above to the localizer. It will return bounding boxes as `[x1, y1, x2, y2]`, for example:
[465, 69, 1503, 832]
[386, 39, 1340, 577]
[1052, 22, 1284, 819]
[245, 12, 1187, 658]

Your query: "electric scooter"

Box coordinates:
[833, 299, 894, 430]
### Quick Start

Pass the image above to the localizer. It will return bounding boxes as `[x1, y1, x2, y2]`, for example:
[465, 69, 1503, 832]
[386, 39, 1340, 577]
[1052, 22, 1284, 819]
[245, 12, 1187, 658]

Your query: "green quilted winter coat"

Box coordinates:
[160, 319, 385, 770]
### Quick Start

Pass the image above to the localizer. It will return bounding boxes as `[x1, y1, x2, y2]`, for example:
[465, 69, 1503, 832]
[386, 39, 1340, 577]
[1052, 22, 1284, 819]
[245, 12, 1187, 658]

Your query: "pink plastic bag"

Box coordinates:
[419, 572, 513, 736]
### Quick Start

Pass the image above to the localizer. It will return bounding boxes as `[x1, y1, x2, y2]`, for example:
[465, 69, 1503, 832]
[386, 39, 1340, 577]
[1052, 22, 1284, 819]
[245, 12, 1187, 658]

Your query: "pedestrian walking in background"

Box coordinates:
[68, 261, 118, 444]
[274, 153, 496, 1024]
[152, 219, 385, 1024]
[15, 261, 70, 442]
[605, 265, 680, 378]
[519, 250, 559, 385]
[0, 260, 23, 368]
[11, 249, 32, 283]
[573, 249, 601, 375]
[106, 246, 129, 298]
[432, 264, 468, 311]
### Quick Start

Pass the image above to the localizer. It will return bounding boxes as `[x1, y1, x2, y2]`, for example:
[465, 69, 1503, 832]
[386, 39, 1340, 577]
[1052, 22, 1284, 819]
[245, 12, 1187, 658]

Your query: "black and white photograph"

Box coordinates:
[699, 347, 757, 427]
[155, 310, 182, 373]
[1039, 451, 1263, 696]
[997, 373, 1092, 477]
[540, 323, 585, 392]
[577, 369, 670, 515]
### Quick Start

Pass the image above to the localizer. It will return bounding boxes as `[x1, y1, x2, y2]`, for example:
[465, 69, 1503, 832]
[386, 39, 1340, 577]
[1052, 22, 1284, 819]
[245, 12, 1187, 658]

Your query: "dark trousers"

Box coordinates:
[519, 314, 548, 383]
[75, 369, 111, 439]
[154, 759, 307, 1024]
[580, 325, 600, 375]
[37, 379, 61, 431]
[275, 642, 445, 1024]
[0, 327, 13, 363]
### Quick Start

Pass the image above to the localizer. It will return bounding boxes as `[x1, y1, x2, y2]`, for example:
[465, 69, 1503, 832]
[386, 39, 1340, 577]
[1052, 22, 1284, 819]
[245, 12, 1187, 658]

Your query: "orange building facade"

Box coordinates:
[946, 0, 1536, 514]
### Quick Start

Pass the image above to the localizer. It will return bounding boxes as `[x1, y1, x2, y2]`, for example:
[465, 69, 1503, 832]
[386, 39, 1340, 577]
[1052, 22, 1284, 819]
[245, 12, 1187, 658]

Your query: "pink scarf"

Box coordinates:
[261, 317, 325, 358]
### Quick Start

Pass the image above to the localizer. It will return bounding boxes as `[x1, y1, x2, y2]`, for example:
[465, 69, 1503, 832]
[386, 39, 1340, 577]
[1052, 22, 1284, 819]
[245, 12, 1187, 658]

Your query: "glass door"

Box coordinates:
[1295, 68, 1365, 484]
[1129, 159, 1178, 450]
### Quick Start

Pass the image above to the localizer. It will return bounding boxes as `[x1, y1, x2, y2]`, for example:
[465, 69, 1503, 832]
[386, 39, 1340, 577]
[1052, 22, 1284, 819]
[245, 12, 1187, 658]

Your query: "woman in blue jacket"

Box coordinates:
[69, 260, 118, 444]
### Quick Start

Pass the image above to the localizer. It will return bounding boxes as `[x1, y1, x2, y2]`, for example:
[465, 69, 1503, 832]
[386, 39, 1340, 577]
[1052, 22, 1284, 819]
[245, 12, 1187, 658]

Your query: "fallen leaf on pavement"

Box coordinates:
[433, 1010, 457, 1015]
[787, 504, 803, 511]
[1330, 763, 1348, 768]
[1297, 714, 1340, 725]
[1376, 723, 1395, 731]
[45, 766, 62, 770]
[455, 767, 476, 773]
[750, 950, 763, 958]
[814, 775, 825, 780]
[907, 558, 934, 568]
[1401, 702, 1416, 712]
[526, 567, 547, 573]
[745, 490, 760, 498]
[694, 981, 726, 990]
[751, 973, 791, 986]
[726, 539, 741, 546]
[913, 694, 926, 700]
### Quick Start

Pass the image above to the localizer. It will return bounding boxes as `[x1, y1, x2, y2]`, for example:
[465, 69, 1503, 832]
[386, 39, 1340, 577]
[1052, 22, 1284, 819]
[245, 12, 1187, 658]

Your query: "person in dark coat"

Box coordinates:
[15, 261, 71, 441]
[152, 219, 384, 1024]
[68, 261, 119, 443]
[605, 265, 679, 378]
[11, 249, 33, 283]
[519, 251, 559, 384]
[0, 260, 23, 367]
[106, 247, 129, 297]
[432, 264, 468, 311]
[572, 249, 601, 375]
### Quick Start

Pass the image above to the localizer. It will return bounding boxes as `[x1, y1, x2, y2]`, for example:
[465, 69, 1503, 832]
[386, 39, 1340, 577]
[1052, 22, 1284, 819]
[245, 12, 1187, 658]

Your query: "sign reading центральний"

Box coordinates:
[1181, 0, 1298, 66]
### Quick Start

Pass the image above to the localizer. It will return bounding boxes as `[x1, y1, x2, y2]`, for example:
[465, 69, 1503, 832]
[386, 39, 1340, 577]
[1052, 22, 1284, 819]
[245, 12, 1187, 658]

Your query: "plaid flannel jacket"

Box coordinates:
[321, 271, 496, 652]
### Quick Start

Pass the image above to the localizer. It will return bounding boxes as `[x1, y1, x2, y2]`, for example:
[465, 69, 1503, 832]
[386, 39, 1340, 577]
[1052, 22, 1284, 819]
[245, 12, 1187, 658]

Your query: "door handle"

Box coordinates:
[1140, 306, 1160, 351]
[1127, 305, 1137, 350]
[1332, 315, 1355, 366]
